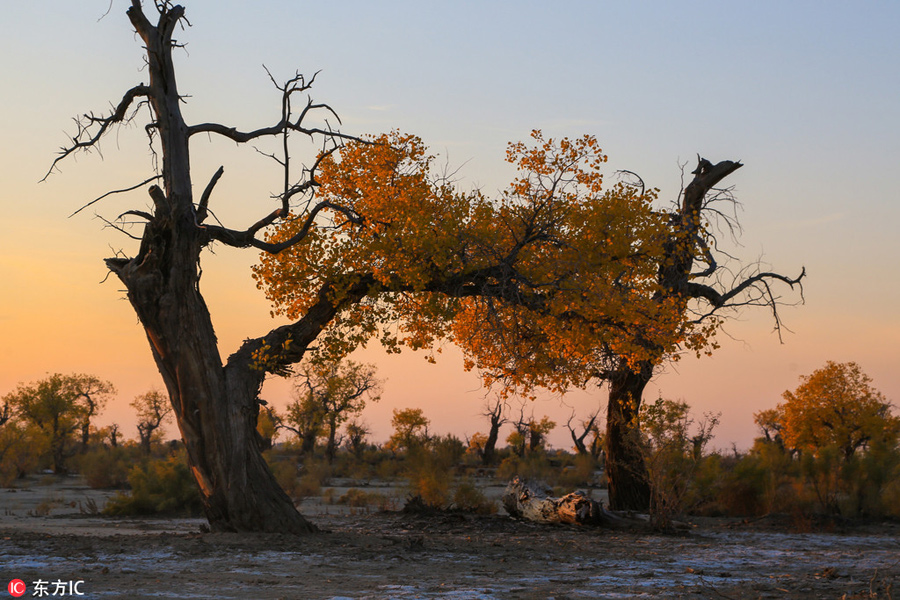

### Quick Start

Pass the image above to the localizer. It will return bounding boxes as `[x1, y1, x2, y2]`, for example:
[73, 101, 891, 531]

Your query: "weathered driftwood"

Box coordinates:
[501, 477, 653, 529]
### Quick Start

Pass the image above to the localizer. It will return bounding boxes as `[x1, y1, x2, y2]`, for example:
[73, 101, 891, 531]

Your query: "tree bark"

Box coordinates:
[604, 361, 653, 511]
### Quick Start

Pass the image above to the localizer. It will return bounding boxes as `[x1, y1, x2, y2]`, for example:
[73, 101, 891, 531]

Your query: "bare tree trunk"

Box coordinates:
[325, 417, 339, 464]
[482, 399, 505, 465]
[483, 419, 501, 466]
[604, 362, 652, 511]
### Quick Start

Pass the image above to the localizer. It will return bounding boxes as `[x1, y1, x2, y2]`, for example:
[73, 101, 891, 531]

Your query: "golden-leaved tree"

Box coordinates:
[776, 361, 898, 460]
[444, 151, 806, 510]
[52, 3, 669, 533]
[3, 374, 114, 473]
[258, 130, 806, 511]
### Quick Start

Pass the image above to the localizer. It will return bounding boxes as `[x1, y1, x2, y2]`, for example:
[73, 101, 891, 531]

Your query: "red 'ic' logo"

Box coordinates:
[8, 579, 26, 597]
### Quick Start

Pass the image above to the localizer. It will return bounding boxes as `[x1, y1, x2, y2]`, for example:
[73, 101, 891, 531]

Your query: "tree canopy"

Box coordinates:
[772, 361, 898, 460]
[3, 373, 114, 473]
[254, 130, 683, 387]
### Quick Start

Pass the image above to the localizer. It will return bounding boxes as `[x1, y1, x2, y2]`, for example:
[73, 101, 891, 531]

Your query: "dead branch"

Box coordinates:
[42, 85, 152, 182]
[196, 166, 224, 224]
[70, 175, 162, 218]
[203, 198, 362, 252]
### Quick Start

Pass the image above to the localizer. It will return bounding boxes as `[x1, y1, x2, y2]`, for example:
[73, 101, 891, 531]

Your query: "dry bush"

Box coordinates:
[451, 480, 496, 515]
[75, 446, 135, 489]
[103, 451, 202, 516]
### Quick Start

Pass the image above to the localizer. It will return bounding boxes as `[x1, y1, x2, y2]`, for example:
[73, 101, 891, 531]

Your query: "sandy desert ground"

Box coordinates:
[1, 475, 898, 599]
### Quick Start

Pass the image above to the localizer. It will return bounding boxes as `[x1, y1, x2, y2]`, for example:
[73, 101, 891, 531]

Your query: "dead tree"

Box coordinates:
[132, 390, 173, 455]
[480, 397, 507, 465]
[566, 406, 602, 457]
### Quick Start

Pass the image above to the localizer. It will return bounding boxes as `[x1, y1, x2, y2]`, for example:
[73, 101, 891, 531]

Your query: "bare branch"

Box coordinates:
[43, 85, 152, 181]
[69, 175, 161, 218]
[96, 214, 143, 241]
[118, 209, 154, 222]
[203, 199, 362, 253]
[687, 266, 806, 341]
[688, 266, 806, 309]
[196, 166, 224, 224]
[187, 121, 358, 145]
[616, 169, 645, 196]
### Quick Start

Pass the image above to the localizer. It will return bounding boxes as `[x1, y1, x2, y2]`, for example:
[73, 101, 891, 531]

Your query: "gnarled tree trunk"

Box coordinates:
[100, 3, 322, 533]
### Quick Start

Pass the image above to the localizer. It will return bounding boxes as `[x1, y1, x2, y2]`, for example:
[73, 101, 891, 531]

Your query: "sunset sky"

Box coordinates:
[1, 1, 898, 450]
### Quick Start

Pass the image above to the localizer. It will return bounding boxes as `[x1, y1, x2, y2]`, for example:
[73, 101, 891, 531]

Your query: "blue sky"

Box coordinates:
[1, 1, 898, 448]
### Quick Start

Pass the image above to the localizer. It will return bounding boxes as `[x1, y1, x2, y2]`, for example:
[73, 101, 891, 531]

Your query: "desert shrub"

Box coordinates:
[408, 463, 450, 508]
[75, 446, 135, 489]
[103, 451, 202, 516]
[496, 453, 553, 483]
[451, 480, 496, 515]
[298, 458, 332, 496]
[338, 487, 391, 509]
[296, 474, 322, 498]
[0, 422, 43, 486]
[555, 454, 598, 489]
[404, 446, 452, 508]
[639, 398, 720, 529]
[268, 458, 302, 499]
[338, 488, 367, 506]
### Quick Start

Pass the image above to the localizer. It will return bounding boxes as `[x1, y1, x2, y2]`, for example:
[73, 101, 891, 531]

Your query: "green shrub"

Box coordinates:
[103, 452, 202, 516]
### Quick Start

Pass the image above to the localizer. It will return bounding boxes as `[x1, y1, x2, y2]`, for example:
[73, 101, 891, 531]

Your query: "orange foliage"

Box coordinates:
[774, 361, 898, 459]
[253, 130, 725, 393]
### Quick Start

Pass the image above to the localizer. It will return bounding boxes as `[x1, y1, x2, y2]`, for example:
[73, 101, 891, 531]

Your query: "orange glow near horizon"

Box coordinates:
[2, 2, 898, 456]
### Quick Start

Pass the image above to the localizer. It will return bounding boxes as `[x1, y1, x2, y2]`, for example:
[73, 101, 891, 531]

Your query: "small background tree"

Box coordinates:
[386, 408, 430, 454]
[132, 389, 173, 455]
[640, 397, 719, 529]
[764, 361, 899, 515]
[3, 374, 114, 473]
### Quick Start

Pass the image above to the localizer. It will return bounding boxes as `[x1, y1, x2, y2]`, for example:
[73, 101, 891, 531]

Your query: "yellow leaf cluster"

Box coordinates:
[253, 130, 726, 391]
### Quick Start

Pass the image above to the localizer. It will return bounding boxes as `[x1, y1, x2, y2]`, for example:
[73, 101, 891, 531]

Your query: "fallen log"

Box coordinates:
[501, 477, 657, 530]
